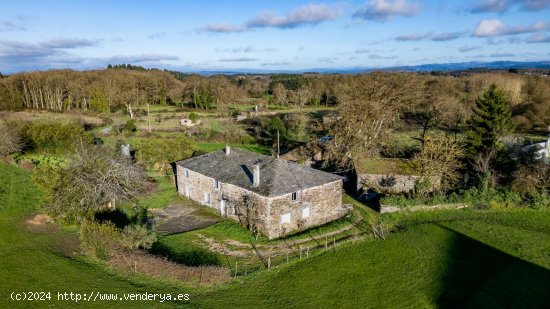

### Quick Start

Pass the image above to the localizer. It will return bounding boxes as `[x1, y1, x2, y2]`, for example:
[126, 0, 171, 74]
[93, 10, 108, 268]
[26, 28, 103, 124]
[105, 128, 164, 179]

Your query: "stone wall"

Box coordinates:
[357, 173, 440, 194]
[176, 165, 347, 239]
[266, 180, 345, 239]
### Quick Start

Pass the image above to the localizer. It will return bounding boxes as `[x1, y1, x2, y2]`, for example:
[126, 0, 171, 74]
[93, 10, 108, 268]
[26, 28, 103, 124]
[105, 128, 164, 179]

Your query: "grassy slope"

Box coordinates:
[193, 215, 550, 308]
[0, 164, 196, 308]
[1, 163, 549, 308]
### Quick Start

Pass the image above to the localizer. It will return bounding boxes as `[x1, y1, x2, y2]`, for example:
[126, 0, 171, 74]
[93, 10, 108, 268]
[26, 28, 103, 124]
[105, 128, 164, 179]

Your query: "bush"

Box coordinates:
[80, 221, 120, 260]
[123, 119, 137, 132]
[188, 112, 198, 123]
[0, 122, 23, 157]
[119, 225, 157, 250]
[381, 187, 522, 208]
[136, 136, 196, 169]
[24, 122, 89, 154]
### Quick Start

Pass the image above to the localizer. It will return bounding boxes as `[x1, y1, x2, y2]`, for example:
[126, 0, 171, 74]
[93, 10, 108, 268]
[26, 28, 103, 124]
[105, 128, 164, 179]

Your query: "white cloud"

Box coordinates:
[353, 0, 421, 22]
[471, 0, 510, 13]
[201, 3, 342, 33]
[218, 57, 258, 62]
[247, 4, 342, 29]
[458, 45, 483, 52]
[202, 23, 247, 33]
[473, 19, 548, 37]
[395, 31, 464, 41]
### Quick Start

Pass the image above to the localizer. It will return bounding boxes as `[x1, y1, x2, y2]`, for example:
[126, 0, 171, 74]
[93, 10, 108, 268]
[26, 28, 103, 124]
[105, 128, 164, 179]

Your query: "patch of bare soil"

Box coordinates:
[24, 214, 80, 256]
[25, 214, 53, 232]
[108, 250, 231, 285]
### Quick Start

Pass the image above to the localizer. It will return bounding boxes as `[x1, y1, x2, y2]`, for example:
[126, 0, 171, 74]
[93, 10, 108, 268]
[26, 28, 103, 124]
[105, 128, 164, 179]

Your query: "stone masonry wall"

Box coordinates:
[357, 173, 440, 194]
[176, 165, 346, 239]
[266, 180, 344, 239]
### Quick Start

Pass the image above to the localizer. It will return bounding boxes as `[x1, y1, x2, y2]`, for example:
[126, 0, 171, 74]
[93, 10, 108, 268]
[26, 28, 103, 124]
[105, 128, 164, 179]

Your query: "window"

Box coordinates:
[220, 199, 226, 215]
[184, 186, 190, 197]
[213, 180, 220, 190]
[203, 191, 210, 205]
[280, 212, 291, 224]
[301, 206, 310, 218]
[184, 169, 189, 178]
[291, 192, 298, 202]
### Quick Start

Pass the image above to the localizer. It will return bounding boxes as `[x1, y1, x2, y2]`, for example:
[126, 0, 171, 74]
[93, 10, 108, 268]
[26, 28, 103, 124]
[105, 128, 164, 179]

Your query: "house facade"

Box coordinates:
[175, 146, 347, 239]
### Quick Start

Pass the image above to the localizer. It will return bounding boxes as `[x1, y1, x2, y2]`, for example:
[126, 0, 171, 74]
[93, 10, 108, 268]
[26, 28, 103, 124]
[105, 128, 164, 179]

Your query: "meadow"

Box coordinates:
[1, 162, 549, 308]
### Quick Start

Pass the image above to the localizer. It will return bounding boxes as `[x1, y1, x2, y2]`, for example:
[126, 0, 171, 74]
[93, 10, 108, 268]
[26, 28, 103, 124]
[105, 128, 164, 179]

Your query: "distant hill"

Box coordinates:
[179, 60, 550, 75]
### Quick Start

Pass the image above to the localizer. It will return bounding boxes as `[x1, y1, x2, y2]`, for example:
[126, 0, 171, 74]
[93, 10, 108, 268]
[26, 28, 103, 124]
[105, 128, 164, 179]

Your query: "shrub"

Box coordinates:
[119, 225, 157, 250]
[188, 112, 198, 123]
[0, 122, 23, 157]
[25, 122, 89, 154]
[80, 221, 120, 260]
[123, 119, 137, 132]
[136, 136, 195, 169]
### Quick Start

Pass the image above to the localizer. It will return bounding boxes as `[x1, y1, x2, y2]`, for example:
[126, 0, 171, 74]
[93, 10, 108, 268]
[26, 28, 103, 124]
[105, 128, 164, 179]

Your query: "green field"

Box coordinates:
[1, 163, 549, 308]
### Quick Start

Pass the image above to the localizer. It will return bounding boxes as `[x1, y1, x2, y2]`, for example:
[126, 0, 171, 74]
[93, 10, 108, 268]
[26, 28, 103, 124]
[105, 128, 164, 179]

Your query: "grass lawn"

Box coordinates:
[1, 162, 549, 308]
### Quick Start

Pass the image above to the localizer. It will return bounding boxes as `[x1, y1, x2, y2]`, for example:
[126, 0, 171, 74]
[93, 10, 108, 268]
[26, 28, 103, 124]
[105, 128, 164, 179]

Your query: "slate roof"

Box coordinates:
[176, 148, 342, 197]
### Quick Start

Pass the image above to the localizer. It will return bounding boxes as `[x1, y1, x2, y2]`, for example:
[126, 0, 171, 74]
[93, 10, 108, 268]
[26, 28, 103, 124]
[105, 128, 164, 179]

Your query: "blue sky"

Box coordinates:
[1, 0, 549, 73]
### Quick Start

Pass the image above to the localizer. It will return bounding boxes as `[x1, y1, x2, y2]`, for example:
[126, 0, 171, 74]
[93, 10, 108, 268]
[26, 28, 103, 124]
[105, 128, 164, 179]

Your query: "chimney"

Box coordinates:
[252, 164, 260, 187]
[225, 145, 231, 156]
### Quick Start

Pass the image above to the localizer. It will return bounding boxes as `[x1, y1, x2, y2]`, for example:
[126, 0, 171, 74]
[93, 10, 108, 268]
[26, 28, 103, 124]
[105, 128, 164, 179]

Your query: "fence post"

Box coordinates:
[306, 246, 309, 258]
[300, 246, 302, 260]
[325, 237, 328, 251]
[267, 256, 271, 271]
[235, 261, 238, 278]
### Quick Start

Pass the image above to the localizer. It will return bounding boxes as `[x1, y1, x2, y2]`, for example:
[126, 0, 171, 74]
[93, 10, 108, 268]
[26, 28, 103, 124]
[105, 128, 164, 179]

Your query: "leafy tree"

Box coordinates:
[188, 112, 198, 123]
[193, 83, 215, 109]
[267, 116, 287, 138]
[35, 145, 146, 223]
[136, 136, 195, 170]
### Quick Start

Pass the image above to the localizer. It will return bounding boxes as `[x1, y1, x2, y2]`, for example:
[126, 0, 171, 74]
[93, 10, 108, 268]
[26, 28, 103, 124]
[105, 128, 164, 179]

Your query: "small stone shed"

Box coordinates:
[175, 146, 347, 239]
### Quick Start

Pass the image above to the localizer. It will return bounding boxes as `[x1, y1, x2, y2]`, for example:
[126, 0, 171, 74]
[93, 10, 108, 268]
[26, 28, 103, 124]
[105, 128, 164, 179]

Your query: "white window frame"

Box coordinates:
[214, 179, 221, 190]
[184, 168, 190, 178]
[203, 191, 211, 205]
[280, 212, 291, 224]
[220, 199, 226, 215]
[301, 206, 310, 218]
[291, 192, 298, 202]
[185, 186, 190, 197]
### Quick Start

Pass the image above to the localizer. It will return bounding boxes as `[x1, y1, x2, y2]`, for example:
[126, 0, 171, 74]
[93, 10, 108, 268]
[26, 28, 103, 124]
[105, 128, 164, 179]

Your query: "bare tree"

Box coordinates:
[0, 122, 23, 157]
[326, 72, 422, 169]
[35, 144, 146, 223]
[412, 136, 464, 192]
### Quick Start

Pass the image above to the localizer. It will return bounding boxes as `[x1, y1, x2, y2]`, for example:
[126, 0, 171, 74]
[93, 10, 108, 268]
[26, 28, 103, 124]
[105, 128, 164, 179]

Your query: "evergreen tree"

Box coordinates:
[465, 84, 513, 192]
[465, 84, 513, 158]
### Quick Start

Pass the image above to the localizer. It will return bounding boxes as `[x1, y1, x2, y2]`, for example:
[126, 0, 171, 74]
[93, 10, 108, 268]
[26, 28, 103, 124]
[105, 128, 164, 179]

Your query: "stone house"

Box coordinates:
[180, 118, 201, 127]
[175, 146, 348, 239]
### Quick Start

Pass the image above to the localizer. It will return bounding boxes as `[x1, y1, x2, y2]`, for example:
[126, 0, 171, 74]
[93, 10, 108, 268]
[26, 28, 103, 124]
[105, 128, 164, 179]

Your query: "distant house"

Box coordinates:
[521, 137, 550, 163]
[180, 118, 200, 127]
[175, 146, 348, 239]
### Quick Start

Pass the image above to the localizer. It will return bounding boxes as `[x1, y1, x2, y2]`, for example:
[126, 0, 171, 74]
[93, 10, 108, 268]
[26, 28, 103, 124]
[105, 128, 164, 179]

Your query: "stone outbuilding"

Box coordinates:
[175, 146, 348, 239]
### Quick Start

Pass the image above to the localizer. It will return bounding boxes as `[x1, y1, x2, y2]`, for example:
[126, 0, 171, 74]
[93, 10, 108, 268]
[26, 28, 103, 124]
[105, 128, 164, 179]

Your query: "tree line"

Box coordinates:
[0, 67, 548, 129]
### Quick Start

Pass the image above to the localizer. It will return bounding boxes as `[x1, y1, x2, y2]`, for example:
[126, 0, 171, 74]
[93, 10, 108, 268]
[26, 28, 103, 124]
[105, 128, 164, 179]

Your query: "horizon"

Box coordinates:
[1, 0, 550, 74]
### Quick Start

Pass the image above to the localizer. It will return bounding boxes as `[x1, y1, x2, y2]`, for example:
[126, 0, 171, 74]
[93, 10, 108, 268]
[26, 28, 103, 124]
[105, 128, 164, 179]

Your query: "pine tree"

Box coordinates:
[465, 84, 513, 192]
[465, 84, 513, 158]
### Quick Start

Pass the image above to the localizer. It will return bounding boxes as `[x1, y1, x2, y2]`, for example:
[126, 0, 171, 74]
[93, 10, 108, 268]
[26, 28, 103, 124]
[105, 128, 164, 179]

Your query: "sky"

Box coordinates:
[1, 0, 550, 73]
